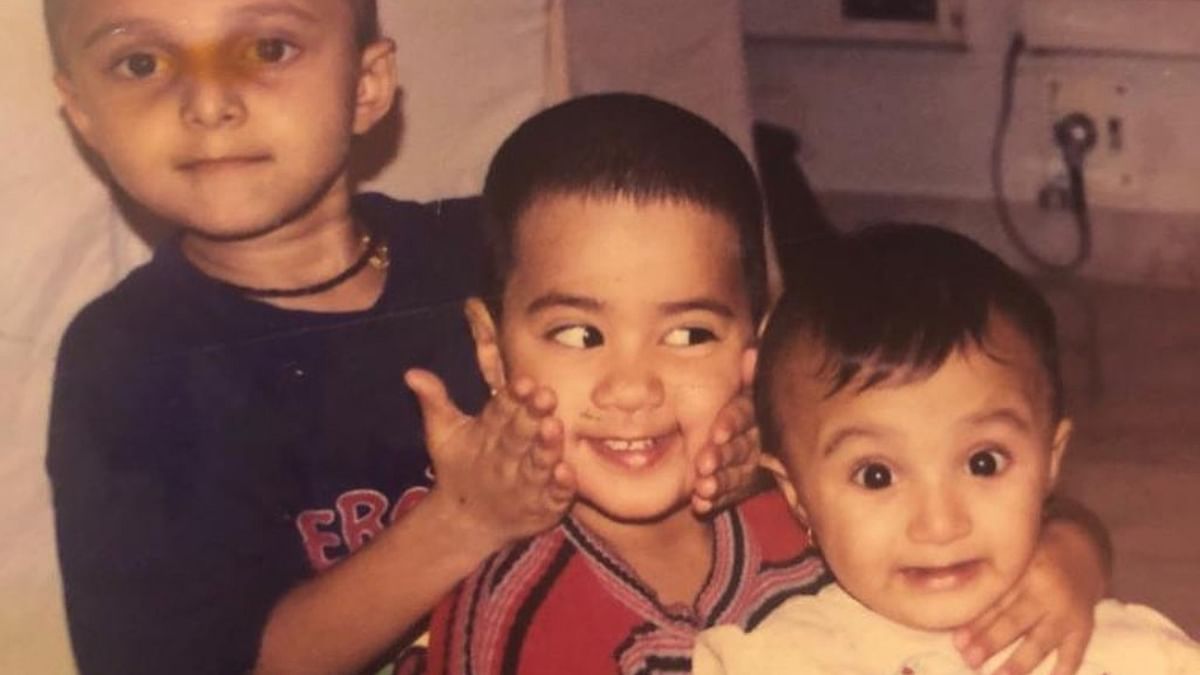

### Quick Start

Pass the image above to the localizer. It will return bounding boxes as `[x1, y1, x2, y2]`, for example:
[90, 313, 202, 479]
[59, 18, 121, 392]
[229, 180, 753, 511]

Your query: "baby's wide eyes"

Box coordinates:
[548, 325, 603, 349]
[853, 462, 893, 490]
[662, 327, 717, 347]
[968, 447, 1010, 476]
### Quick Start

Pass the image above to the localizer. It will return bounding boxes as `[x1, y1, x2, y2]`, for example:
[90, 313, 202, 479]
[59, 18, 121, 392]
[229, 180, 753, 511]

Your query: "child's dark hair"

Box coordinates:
[481, 92, 768, 322]
[755, 223, 1064, 455]
[351, 0, 381, 47]
[44, 0, 380, 70]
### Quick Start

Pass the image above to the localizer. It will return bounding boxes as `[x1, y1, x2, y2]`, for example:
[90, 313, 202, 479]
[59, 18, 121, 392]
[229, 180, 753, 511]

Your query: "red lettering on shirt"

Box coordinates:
[389, 485, 430, 523]
[295, 509, 341, 571]
[337, 489, 389, 552]
[295, 483, 433, 571]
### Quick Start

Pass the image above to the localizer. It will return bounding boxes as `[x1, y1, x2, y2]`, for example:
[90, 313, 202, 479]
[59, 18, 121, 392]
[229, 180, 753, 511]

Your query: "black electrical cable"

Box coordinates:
[991, 33, 1093, 275]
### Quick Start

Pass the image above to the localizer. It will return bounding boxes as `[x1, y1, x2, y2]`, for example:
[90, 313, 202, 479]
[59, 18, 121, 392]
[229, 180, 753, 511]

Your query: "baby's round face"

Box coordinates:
[773, 317, 1070, 630]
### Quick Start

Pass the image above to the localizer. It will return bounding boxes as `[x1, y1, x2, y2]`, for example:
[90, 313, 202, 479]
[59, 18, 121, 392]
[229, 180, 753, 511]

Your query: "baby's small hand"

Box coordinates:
[692, 393, 764, 515]
[954, 518, 1103, 675]
[406, 369, 576, 552]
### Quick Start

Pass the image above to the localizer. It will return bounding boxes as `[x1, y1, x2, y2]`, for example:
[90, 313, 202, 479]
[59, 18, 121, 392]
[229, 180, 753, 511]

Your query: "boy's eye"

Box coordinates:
[548, 325, 603, 349]
[114, 52, 163, 79]
[662, 327, 717, 347]
[853, 462, 893, 490]
[248, 38, 299, 64]
[967, 447, 1010, 477]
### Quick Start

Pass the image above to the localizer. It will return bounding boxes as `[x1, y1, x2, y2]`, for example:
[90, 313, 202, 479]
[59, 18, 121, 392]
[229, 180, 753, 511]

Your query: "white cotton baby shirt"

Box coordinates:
[694, 583, 1200, 675]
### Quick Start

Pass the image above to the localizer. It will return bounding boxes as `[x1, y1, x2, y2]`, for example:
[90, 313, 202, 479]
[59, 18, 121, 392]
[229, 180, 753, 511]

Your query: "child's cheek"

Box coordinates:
[668, 362, 743, 452]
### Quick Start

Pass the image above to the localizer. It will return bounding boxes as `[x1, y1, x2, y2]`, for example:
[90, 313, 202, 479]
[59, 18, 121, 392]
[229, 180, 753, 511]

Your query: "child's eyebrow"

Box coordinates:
[821, 426, 886, 457]
[657, 298, 735, 318]
[965, 407, 1032, 431]
[82, 3, 319, 49]
[83, 19, 159, 49]
[526, 292, 604, 315]
[228, 1, 321, 25]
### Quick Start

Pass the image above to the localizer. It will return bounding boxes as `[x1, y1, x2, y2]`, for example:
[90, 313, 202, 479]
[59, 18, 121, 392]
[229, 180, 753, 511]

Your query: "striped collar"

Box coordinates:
[560, 507, 748, 630]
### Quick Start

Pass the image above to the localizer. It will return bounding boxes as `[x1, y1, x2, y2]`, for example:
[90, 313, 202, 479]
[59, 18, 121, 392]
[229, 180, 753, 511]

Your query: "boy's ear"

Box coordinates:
[54, 73, 97, 149]
[1047, 417, 1073, 490]
[759, 454, 808, 521]
[352, 38, 398, 134]
[464, 298, 507, 392]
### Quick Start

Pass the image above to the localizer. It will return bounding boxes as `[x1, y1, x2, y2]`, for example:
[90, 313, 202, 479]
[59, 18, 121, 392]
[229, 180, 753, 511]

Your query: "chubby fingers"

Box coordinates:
[520, 416, 564, 480]
[477, 377, 523, 435]
[530, 417, 576, 508]
[702, 397, 761, 482]
[694, 396, 757, 484]
[691, 445, 724, 515]
[955, 585, 1023, 668]
[496, 413, 574, 524]
[973, 592, 1091, 675]
[476, 378, 546, 450]
[707, 393, 755, 447]
[986, 610, 1087, 675]
[501, 376, 557, 423]
[1046, 626, 1090, 675]
[405, 368, 468, 448]
[495, 380, 557, 457]
[692, 425, 762, 515]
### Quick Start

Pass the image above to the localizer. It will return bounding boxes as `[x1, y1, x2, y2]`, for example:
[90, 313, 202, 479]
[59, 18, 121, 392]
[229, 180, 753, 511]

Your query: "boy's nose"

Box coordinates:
[592, 362, 666, 414]
[180, 76, 248, 130]
[906, 486, 971, 545]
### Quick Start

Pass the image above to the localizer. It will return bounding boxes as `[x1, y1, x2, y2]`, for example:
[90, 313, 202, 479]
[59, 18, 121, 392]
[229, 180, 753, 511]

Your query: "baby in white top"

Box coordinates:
[694, 225, 1199, 675]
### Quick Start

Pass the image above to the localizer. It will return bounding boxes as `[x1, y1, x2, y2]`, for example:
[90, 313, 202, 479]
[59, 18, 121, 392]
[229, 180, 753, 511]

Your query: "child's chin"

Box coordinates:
[578, 494, 691, 526]
[884, 597, 992, 633]
[177, 210, 287, 241]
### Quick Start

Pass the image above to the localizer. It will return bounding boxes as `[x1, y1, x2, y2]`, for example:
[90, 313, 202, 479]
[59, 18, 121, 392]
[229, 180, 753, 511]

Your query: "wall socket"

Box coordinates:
[1043, 76, 1144, 209]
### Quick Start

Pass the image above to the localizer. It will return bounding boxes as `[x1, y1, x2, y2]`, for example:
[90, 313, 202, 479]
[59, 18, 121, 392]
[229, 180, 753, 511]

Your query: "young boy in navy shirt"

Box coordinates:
[42, 2, 756, 673]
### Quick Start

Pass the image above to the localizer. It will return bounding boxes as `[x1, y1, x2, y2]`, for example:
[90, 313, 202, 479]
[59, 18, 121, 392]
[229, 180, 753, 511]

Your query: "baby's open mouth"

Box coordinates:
[900, 559, 983, 591]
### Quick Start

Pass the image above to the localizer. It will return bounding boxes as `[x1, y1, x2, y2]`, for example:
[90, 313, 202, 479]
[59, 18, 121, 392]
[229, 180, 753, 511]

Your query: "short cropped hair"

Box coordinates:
[755, 223, 1064, 456]
[352, 0, 381, 47]
[481, 93, 768, 322]
[44, 0, 380, 70]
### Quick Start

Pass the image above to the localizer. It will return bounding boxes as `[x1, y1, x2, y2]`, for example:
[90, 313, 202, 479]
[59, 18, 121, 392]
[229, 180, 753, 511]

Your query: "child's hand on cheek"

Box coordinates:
[954, 518, 1107, 675]
[406, 369, 577, 553]
[692, 392, 764, 515]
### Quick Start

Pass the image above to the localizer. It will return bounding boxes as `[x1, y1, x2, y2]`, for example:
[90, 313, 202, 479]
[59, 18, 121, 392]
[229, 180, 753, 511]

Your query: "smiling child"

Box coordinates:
[423, 93, 829, 675]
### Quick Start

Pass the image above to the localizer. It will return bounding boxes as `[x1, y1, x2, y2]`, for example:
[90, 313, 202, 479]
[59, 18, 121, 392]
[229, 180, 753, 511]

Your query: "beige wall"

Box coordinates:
[743, 0, 1200, 288]
[562, 0, 754, 155]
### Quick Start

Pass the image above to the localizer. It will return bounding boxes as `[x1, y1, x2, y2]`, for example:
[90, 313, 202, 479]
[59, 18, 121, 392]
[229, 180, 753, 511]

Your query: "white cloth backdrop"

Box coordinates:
[0, 1, 753, 671]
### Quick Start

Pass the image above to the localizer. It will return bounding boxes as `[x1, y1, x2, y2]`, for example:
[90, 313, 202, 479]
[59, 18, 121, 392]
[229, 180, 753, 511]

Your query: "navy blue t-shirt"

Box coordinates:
[47, 194, 488, 675]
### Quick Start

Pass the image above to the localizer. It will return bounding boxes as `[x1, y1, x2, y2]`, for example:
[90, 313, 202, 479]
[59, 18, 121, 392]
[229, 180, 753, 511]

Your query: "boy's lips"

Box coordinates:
[899, 559, 984, 591]
[176, 154, 273, 172]
[581, 430, 680, 470]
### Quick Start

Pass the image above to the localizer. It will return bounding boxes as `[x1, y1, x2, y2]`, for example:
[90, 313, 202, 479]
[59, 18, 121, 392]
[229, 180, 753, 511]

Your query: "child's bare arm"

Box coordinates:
[254, 371, 574, 675]
[954, 495, 1110, 675]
